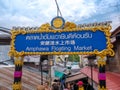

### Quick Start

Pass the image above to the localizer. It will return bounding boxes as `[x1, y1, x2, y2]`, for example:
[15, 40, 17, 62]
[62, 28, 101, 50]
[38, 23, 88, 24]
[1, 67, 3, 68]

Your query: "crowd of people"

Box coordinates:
[37, 80, 84, 90]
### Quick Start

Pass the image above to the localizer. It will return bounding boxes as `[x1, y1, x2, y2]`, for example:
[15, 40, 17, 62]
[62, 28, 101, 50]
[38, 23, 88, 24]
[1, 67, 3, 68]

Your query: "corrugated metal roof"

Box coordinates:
[0, 67, 47, 90]
[111, 26, 120, 37]
[0, 27, 11, 45]
[0, 27, 11, 35]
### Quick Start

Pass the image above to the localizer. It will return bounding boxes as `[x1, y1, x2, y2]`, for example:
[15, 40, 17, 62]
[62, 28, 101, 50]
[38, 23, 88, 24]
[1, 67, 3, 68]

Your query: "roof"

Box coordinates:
[111, 26, 120, 37]
[0, 67, 47, 90]
[66, 72, 87, 83]
[81, 67, 98, 83]
[0, 27, 11, 35]
[0, 27, 11, 45]
[0, 34, 11, 44]
[81, 67, 120, 90]
[110, 26, 120, 43]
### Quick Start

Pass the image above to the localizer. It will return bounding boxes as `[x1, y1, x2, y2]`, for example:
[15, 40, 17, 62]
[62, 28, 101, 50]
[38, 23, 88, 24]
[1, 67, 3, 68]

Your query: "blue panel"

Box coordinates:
[14, 30, 107, 52]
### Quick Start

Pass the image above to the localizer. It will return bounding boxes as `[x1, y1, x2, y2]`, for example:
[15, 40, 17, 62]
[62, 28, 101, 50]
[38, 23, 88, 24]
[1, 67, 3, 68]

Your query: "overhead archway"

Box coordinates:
[9, 20, 114, 90]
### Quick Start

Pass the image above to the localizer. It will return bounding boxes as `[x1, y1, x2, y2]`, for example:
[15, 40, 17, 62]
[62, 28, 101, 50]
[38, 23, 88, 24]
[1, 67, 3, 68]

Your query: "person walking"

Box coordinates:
[77, 81, 84, 90]
[51, 83, 59, 90]
[64, 83, 71, 90]
[44, 81, 51, 90]
[37, 85, 45, 90]
[37, 81, 51, 90]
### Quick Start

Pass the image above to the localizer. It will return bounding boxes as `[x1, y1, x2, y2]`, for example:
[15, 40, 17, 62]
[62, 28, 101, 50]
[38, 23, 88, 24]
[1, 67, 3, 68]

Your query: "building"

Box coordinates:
[0, 27, 11, 45]
[108, 26, 120, 72]
[0, 27, 11, 62]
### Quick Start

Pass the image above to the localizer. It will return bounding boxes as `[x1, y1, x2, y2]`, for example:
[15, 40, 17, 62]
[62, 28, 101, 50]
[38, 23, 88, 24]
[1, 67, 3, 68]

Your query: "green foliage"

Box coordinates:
[68, 55, 80, 62]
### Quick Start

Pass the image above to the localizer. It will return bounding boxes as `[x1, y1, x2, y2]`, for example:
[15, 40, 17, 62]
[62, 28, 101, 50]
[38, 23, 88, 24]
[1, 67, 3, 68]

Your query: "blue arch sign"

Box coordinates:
[15, 30, 106, 52]
[9, 24, 114, 56]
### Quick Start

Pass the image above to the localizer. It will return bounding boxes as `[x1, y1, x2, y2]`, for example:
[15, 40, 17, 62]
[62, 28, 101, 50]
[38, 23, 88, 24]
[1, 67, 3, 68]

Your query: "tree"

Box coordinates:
[68, 55, 80, 62]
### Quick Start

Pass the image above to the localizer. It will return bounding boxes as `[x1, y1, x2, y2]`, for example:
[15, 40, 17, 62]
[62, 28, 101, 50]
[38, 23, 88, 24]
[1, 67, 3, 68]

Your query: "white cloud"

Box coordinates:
[0, 0, 119, 29]
[60, 0, 97, 21]
[0, 14, 42, 28]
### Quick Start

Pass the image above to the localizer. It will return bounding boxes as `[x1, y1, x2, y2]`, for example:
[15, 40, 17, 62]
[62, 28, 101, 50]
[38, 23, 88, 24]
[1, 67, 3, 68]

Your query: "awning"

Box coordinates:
[66, 72, 87, 83]
[55, 70, 65, 79]
[81, 67, 120, 90]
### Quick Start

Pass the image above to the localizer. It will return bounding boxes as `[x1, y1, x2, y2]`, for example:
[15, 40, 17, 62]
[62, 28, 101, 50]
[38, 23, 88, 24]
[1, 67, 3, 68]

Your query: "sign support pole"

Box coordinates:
[12, 56, 23, 90]
[98, 56, 107, 90]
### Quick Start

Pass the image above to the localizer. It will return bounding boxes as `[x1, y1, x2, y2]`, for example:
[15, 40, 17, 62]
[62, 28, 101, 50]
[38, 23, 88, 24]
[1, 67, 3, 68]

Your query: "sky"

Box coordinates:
[0, 0, 120, 32]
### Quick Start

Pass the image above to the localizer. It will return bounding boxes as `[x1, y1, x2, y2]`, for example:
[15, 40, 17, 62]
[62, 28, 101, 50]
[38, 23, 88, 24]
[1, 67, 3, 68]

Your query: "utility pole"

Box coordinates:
[89, 59, 93, 89]
[48, 55, 54, 87]
[88, 55, 96, 90]
[39, 55, 43, 85]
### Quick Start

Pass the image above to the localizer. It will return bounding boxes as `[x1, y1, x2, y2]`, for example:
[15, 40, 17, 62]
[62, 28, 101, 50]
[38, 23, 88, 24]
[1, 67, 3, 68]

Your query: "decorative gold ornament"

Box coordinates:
[98, 60, 106, 67]
[14, 58, 23, 66]
[51, 16, 65, 29]
[12, 83, 21, 90]
[39, 23, 51, 31]
[53, 18, 63, 28]
[98, 85, 107, 90]
[64, 22, 77, 29]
